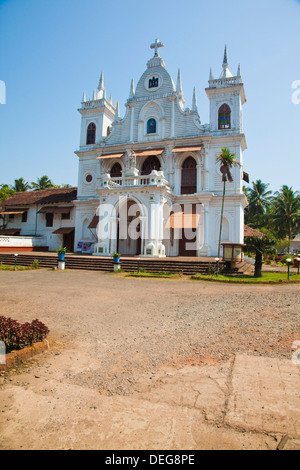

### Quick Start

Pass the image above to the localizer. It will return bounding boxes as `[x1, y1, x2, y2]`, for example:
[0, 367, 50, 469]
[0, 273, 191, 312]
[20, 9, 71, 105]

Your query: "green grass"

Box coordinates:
[126, 271, 177, 279]
[0, 264, 40, 271]
[191, 272, 300, 283]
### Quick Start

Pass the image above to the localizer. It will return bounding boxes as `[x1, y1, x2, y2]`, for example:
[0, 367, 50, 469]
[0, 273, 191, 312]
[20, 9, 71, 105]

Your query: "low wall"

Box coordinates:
[0, 236, 48, 252]
[0, 338, 51, 371]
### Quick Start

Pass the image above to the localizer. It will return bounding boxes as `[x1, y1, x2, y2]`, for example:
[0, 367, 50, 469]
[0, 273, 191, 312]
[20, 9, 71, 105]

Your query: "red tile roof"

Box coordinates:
[244, 225, 266, 238]
[1, 188, 77, 207]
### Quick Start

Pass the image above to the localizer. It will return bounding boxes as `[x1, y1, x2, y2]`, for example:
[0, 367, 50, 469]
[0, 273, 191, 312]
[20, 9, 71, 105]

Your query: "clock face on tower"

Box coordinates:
[144, 73, 162, 92]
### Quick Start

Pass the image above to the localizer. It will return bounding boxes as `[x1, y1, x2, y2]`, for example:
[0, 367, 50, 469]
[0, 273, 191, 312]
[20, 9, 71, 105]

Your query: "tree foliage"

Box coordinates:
[244, 181, 300, 245]
[31, 175, 55, 191]
[0, 184, 16, 203]
[11, 177, 31, 192]
[244, 235, 276, 277]
[216, 148, 240, 259]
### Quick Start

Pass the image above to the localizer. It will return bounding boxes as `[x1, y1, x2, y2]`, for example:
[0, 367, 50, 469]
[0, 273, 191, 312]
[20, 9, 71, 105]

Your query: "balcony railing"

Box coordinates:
[99, 170, 170, 190]
[208, 76, 242, 88]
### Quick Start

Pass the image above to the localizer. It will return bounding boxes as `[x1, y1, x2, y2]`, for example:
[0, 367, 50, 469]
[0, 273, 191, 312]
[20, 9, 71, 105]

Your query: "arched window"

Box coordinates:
[110, 162, 122, 178]
[141, 155, 161, 175]
[147, 118, 157, 134]
[86, 122, 96, 144]
[181, 156, 197, 194]
[221, 217, 229, 241]
[218, 104, 231, 130]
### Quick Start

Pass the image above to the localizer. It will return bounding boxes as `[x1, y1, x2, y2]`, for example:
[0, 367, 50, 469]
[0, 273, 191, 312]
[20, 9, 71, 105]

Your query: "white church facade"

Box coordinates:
[74, 40, 248, 258]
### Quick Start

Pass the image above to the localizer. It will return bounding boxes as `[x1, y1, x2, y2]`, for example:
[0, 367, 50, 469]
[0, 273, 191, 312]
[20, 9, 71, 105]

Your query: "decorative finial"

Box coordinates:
[176, 68, 182, 94]
[219, 45, 233, 79]
[129, 78, 135, 99]
[114, 101, 120, 122]
[209, 68, 214, 81]
[192, 87, 198, 113]
[223, 45, 228, 66]
[150, 38, 164, 56]
[82, 91, 86, 103]
[98, 72, 104, 91]
[237, 63, 241, 76]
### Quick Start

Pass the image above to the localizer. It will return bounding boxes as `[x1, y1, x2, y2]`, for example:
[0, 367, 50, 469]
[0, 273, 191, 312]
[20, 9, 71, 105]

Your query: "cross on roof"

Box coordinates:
[150, 38, 164, 56]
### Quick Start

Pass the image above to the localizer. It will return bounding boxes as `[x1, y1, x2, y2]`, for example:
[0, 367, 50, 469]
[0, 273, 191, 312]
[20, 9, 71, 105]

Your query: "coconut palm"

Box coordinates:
[31, 175, 54, 191]
[248, 180, 272, 215]
[216, 147, 240, 260]
[11, 177, 31, 192]
[271, 185, 300, 247]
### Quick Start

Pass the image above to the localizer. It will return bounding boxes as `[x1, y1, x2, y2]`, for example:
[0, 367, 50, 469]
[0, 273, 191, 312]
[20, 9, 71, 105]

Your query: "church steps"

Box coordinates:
[0, 253, 219, 275]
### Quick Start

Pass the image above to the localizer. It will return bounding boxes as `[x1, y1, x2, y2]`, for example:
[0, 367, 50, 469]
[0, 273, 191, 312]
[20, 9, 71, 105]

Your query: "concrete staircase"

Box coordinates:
[0, 253, 223, 276]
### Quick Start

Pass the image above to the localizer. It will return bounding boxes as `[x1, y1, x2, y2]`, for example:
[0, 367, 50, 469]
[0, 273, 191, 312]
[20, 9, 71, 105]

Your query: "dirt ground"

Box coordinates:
[0, 269, 299, 450]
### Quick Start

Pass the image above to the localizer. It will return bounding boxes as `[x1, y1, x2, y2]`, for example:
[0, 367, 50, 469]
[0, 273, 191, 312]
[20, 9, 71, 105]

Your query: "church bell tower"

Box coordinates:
[205, 46, 246, 134]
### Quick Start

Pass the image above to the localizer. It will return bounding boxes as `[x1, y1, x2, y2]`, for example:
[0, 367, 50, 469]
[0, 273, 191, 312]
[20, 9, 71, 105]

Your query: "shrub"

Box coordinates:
[0, 316, 49, 353]
[31, 259, 39, 269]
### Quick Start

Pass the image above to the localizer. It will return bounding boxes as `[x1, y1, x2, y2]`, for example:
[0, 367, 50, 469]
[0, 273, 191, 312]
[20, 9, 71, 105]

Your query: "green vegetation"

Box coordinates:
[0, 176, 72, 202]
[0, 184, 16, 202]
[216, 147, 239, 259]
[127, 271, 176, 278]
[244, 181, 300, 245]
[191, 272, 300, 284]
[0, 263, 40, 271]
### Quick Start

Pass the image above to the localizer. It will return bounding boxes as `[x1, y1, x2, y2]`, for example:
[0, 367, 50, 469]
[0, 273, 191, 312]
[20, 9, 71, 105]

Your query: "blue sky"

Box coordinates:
[0, 0, 299, 193]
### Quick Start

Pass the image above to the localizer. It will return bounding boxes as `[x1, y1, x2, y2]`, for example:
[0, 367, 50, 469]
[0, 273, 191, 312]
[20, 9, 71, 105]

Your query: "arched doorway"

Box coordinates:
[110, 162, 122, 178]
[117, 199, 142, 255]
[141, 156, 161, 175]
[181, 156, 197, 194]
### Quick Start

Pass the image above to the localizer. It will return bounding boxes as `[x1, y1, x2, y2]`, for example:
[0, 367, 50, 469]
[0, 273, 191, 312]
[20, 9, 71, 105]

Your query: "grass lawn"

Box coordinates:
[126, 271, 177, 279]
[0, 264, 40, 271]
[191, 272, 300, 284]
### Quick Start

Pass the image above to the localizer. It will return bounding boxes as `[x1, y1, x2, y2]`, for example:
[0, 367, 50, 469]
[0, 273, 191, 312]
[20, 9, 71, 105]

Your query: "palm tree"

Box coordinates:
[31, 175, 54, 191]
[271, 185, 300, 248]
[248, 179, 272, 215]
[244, 234, 276, 277]
[11, 177, 31, 192]
[216, 147, 240, 261]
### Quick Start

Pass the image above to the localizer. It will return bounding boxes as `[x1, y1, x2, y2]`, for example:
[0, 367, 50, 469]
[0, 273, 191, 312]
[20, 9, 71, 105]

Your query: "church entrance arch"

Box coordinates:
[116, 199, 142, 256]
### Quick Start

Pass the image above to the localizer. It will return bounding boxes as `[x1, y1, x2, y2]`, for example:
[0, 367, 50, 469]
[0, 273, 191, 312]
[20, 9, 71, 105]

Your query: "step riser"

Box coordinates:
[0, 254, 232, 275]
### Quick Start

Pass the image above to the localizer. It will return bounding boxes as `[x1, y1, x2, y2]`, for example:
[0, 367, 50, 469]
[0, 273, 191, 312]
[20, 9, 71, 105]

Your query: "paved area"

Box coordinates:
[0, 270, 299, 450]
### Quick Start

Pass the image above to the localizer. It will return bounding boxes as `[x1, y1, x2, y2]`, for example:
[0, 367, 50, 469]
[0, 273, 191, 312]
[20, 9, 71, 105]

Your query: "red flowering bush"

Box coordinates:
[0, 316, 49, 353]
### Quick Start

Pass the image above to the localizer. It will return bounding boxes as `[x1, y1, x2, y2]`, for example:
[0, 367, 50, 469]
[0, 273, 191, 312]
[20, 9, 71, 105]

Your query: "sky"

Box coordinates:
[0, 0, 299, 193]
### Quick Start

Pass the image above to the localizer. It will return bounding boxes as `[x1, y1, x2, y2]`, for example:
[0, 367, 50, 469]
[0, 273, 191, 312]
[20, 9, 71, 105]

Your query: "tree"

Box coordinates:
[245, 235, 276, 277]
[245, 180, 273, 227]
[11, 177, 31, 192]
[271, 185, 300, 247]
[31, 175, 54, 191]
[0, 184, 16, 203]
[216, 147, 240, 260]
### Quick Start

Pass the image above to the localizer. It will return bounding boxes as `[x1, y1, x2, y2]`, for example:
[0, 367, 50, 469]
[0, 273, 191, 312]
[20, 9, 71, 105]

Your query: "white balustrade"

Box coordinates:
[100, 170, 169, 190]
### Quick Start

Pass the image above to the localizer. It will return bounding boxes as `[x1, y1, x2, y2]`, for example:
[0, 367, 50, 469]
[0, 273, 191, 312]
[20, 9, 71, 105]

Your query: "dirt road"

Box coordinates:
[0, 270, 299, 450]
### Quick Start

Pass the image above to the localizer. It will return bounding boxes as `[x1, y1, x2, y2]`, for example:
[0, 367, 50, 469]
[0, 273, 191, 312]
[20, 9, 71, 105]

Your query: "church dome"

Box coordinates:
[134, 48, 176, 100]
